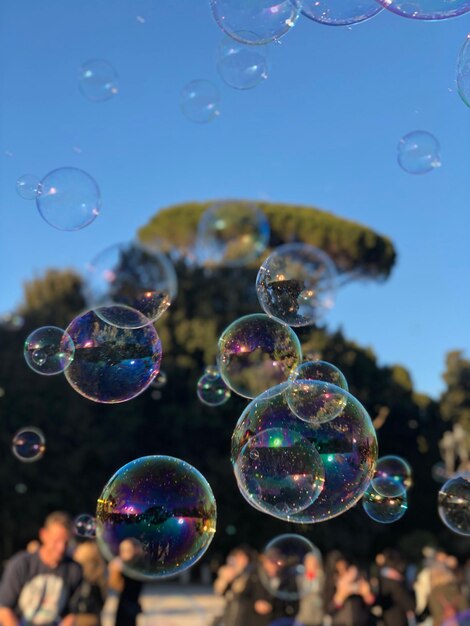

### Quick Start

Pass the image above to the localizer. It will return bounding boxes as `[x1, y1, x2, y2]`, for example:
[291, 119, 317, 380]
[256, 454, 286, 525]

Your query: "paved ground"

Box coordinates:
[102, 583, 224, 626]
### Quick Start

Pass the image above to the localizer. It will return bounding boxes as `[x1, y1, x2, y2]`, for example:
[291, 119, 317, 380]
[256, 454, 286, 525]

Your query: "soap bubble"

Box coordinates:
[197, 371, 231, 406]
[217, 314, 302, 399]
[457, 34, 470, 108]
[375, 0, 470, 20]
[234, 427, 325, 516]
[96, 456, 217, 579]
[79, 59, 118, 102]
[256, 243, 337, 327]
[217, 35, 268, 90]
[259, 534, 319, 601]
[231, 383, 377, 523]
[64, 307, 162, 404]
[438, 473, 470, 536]
[12, 427, 46, 463]
[286, 380, 348, 424]
[301, 0, 383, 25]
[36, 167, 100, 231]
[196, 201, 270, 268]
[16, 174, 41, 200]
[372, 455, 413, 498]
[362, 484, 408, 524]
[210, 0, 302, 45]
[85, 242, 177, 328]
[290, 360, 348, 390]
[397, 131, 441, 175]
[74, 514, 97, 538]
[181, 80, 220, 124]
[24, 326, 75, 376]
[151, 371, 168, 390]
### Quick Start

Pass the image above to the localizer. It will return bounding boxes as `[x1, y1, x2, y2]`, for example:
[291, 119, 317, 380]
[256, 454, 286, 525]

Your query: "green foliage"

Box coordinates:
[138, 200, 396, 282]
[440, 350, 470, 446]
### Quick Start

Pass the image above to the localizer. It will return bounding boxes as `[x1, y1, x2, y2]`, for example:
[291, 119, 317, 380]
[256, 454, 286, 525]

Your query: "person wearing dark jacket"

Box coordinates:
[377, 549, 415, 626]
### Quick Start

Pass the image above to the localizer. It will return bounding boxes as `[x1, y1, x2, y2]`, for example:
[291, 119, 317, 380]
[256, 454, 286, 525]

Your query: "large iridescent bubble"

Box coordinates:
[231, 383, 377, 522]
[438, 473, 470, 536]
[96, 456, 217, 579]
[64, 307, 162, 403]
[256, 243, 337, 327]
[85, 242, 177, 328]
[375, 0, 470, 20]
[210, 0, 302, 45]
[457, 34, 470, 108]
[234, 427, 325, 516]
[217, 314, 302, 399]
[196, 202, 270, 268]
[36, 167, 100, 231]
[301, 0, 383, 26]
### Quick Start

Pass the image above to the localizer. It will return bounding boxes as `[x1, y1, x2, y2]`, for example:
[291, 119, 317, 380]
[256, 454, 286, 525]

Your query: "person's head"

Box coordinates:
[304, 551, 322, 576]
[39, 511, 73, 566]
[382, 548, 406, 574]
[119, 538, 143, 564]
[260, 548, 282, 578]
[227, 545, 253, 571]
[74, 541, 106, 586]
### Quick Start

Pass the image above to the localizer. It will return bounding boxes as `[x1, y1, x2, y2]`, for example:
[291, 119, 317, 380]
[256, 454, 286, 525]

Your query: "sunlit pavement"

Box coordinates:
[102, 583, 224, 626]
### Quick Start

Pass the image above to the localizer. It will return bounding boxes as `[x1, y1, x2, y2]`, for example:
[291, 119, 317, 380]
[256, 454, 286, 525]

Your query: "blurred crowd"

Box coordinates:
[212, 545, 470, 626]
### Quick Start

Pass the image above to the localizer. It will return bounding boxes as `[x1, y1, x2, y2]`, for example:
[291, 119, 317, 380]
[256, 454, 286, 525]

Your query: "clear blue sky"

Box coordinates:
[0, 0, 469, 399]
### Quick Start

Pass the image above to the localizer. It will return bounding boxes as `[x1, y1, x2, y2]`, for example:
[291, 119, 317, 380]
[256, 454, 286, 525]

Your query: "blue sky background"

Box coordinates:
[0, 0, 469, 398]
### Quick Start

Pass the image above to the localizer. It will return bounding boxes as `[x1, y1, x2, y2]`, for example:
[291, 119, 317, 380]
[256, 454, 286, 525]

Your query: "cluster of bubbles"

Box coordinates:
[438, 472, 470, 536]
[96, 456, 217, 579]
[362, 455, 412, 523]
[12, 427, 46, 463]
[197, 365, 231, 406]
[17, 167, 101, 231]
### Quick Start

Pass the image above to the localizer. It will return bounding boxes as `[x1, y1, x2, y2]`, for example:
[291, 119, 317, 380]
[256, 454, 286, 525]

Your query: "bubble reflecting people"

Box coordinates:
[217, 35, 268, 90]
[438, 473, 470, 536]
[256, 243, 337, 327]
[397, 131, 441, 175]
[197, 370, 231, 406]
[196, 201, 270, 268]
[217, 314, 302, 399]
[210, 0, 302, 45]
[24, 326, 75, 376]
[301, 0, 383, 25]
[457, 34, 470, 108]
[16, 174, 41, 200]
[12, 427, 46, 463]
[234, 427, 325, 516]
[372, 455, 413, 498]
[64, 307, 162, 404]
[96, 456, 217, 579]
[74, 514, 97, 538]
[375, 0, 470, 20]
[85, 242, 177, 328]
[259, 534, 319, 601]
[79, 59, 118, 102]
[231, 383, 377, 523]
[362, 484, 408, 524]
[181, 80, 220, 124]
[36, 167, 101, 231]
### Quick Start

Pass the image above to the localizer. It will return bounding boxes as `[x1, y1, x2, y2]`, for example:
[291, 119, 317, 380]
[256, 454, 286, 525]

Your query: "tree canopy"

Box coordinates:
[138, 200, 397, 283]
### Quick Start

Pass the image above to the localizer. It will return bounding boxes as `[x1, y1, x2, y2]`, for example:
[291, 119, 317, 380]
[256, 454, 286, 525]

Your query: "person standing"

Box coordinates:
[0, 511, 83, 626]
[376, 549, 415, 626]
